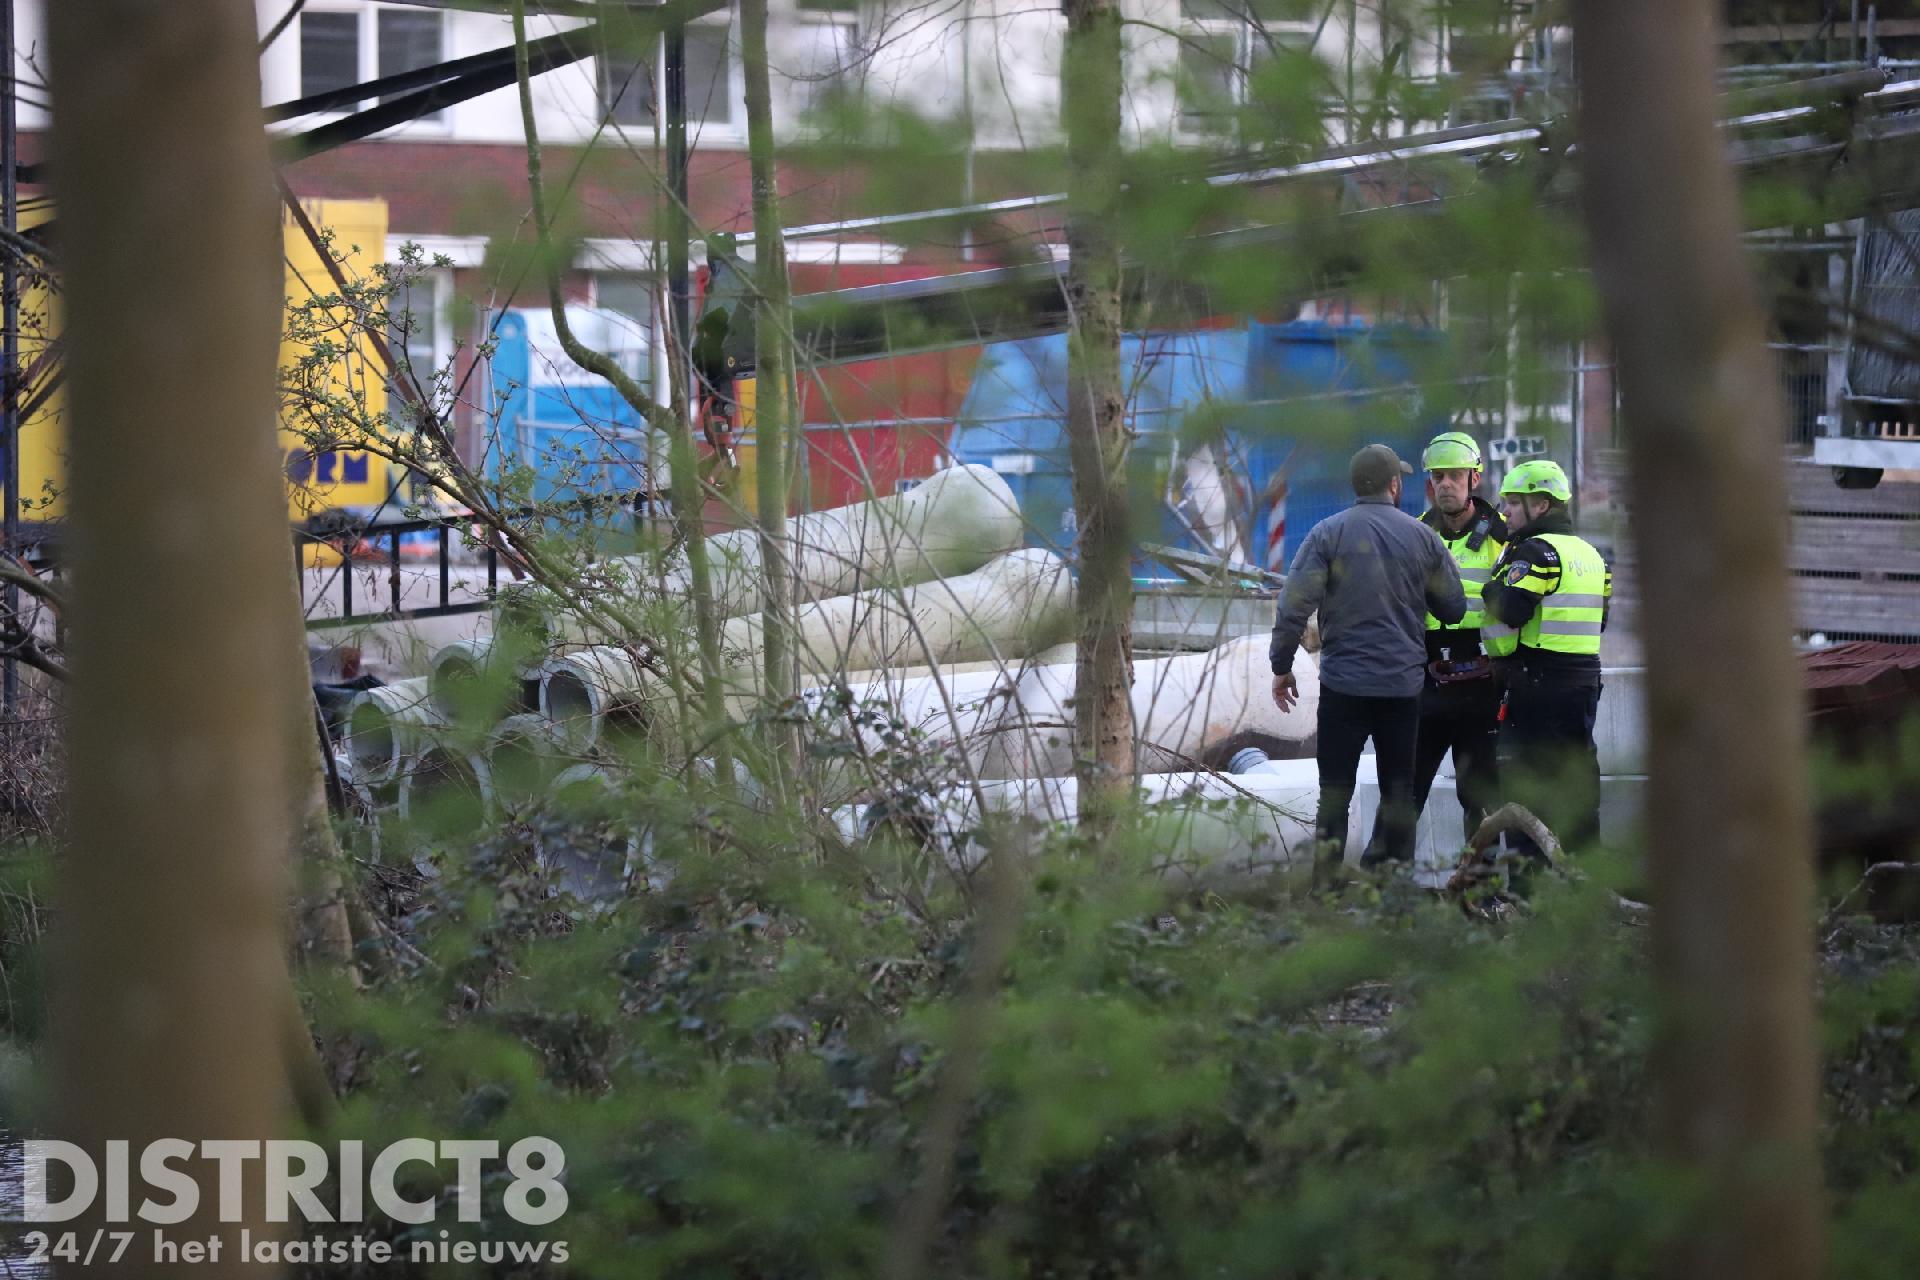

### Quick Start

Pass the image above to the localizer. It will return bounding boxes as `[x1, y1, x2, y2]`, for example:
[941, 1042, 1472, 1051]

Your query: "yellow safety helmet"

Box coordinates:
[1421, 430, 1482, 472]
[1498, 459, 1572, 503]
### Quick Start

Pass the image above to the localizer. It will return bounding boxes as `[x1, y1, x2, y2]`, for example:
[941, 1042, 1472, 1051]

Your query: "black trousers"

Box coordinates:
[1315, 688, 1422, 867]
[1498, 666, 1604, 851]
[1412, 676, 1502, 846]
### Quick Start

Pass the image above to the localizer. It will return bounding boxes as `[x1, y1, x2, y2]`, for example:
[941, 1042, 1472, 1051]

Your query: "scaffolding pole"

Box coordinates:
[2, 0, 18, 718]
[666, 20, 691, 393]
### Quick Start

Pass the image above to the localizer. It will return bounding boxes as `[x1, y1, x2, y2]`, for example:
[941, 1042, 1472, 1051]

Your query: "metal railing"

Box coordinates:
[295, 492, 646, 628]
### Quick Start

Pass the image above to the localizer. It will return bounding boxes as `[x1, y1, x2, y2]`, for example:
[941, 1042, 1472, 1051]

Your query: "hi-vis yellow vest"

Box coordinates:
[1426, 525, 1514, 656]
[1511, 532, 1610, 656]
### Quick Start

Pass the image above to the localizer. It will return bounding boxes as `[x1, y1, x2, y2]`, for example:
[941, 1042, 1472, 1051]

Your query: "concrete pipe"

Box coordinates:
[715, 548, 1074, 704]
[1235, 756, 1649, 884]
[395, 744, 492, 835]
[805, 662, 1023, 764]
[344, 677, 444, 785]
[651, 463, 1024, 617]
[538, 645, 655, 750]
[1596, 667, 1646, 776]
[486, 712, 580, 809]
[541, 552, 1071, 743]
[1420, 665, 1646, 784]
[493, 582, 601, 650]
[843, 755, 1648, 893]
[429, 637, 542, 722]
[542, 763, 663, 899]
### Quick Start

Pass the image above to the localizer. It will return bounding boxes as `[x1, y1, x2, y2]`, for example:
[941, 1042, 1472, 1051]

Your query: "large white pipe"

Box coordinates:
[543, 764, 663, 899]
[538, 550, 1074, 743]
[1596, 667, 1645, 776]
[485, 712, 580, 808]
[395, 744, 492, 833]
[817, 642, 1079, 693]
[987, 636, 1319, 776]
[344, 677, 443, 784]
[538, 645, 653, 750]
[1423, 666, 1646, 782]
[652, 463, 1025, 617]
[817, 637, 1319, 780]
[713, 548, 1074, 703]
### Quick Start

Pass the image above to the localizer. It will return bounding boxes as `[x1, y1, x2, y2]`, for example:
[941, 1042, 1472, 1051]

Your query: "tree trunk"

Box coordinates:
[48, 2, 293, 1273]
[1570, 4, 1824, 1277]
[741, 0, 799, 780]
[1061, 0, 1133, 834]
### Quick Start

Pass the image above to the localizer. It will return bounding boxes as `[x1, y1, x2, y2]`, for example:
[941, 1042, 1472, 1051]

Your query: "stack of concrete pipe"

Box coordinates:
[341, 464, 1051, 820]
[427, 637, 544, 722]
[303, 464, 1023, 681]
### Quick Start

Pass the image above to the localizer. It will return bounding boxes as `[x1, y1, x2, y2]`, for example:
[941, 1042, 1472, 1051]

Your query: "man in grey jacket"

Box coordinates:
[1271, 444, 1467, 875]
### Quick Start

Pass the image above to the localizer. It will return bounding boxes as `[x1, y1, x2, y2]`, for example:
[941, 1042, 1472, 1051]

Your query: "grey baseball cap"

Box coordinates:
[1350, 443, 1413, 496]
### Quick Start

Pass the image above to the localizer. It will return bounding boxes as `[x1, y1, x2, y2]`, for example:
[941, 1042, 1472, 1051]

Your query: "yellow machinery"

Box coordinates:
[15, 197, 404, 552]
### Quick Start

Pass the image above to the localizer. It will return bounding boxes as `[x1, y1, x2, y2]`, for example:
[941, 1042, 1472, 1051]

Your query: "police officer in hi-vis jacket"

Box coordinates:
[1479, 459, 1613, 850]
[1410, 432, 1512, 844]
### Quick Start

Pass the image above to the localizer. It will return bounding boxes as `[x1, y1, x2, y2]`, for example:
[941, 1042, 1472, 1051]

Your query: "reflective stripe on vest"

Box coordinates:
[1482, 617, 1519, 659]
[1516, 533, 1609, 656]
[1426, 526, 1504, 637]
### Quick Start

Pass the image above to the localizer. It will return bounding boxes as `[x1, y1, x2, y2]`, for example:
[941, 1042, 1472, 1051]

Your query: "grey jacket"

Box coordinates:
[1269, 494, 1467, 698]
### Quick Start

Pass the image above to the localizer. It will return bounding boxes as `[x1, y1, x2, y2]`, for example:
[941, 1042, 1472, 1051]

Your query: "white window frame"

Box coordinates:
[297, 3, 452, 133]
[1175, 1, 1313, 137]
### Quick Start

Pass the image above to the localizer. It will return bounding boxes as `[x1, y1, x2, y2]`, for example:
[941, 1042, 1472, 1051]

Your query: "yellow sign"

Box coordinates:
[279, 197, 395, 522]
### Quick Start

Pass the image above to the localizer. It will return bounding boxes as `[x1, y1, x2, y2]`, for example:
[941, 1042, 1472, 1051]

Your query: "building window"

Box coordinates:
[686, 21, 736, 127]
[299, 6, 447, 123]
[600, 50, 657, 126]
[1176, 0, 1309, 132]
[595, 273, 653, 328]
[300, 10, 361, 98]
[599, 22, 734, 131]
[377, 8, 444, 99]
[787, 0, 860, 112]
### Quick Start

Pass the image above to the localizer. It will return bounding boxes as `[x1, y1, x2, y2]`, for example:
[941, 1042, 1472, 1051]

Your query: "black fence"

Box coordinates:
[296, 493, 649, 628]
